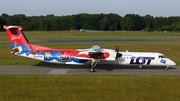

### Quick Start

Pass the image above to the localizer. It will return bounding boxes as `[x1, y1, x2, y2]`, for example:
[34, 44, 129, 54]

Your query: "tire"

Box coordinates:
[89, 68, 94, 72]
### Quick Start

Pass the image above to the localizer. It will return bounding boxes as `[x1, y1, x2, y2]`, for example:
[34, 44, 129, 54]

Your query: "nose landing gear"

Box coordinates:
[164, 66, 169, 71]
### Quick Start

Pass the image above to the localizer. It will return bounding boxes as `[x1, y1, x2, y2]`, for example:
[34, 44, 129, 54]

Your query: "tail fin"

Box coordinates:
[4, 26, 65, 54]
[4, 26, 32, 53]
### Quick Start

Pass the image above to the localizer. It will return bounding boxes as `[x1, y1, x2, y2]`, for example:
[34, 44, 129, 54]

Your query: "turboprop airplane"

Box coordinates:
[4, 26, 176, 72]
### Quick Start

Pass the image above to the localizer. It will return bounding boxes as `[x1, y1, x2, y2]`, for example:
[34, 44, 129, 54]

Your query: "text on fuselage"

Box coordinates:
[130, 57, 155, 65]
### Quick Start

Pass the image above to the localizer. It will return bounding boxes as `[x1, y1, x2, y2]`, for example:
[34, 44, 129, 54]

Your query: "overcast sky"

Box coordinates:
[0, 0, 179, 17]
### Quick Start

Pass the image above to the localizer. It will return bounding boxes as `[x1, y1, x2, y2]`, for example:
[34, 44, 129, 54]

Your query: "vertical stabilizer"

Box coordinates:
[4, 26, 32, 53]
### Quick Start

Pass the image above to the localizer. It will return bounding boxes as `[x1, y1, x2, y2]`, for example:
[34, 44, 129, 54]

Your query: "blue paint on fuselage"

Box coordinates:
[10, 42, 88, 64]
[11, 42, 32, 56]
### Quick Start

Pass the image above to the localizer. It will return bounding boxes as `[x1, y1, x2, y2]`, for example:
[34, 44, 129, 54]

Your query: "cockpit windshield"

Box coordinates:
[159, 55, 167, 58]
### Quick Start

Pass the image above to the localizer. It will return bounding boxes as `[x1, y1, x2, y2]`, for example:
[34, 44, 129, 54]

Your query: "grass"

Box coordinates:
[1, 31, 180, 38]
[0, 40, 48, 43]
[0, 41, 179, 65]
[0, 75, 180, 101]
[1, 31, 180, 101]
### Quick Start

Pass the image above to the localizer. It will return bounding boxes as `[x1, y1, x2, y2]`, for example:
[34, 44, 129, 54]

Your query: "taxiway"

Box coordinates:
[0, 65, 179, 75]
[1, 38, 180, 45]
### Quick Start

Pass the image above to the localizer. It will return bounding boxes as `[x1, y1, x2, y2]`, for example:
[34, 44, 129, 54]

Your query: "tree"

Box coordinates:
[1, 13, 180, 31]
[0, 18, 5, 31]
[60, 17, 68, 30]
[30, 17, 39, 30]
[99, 18, 106, 30]
[50, 17, 61, 31]
[99, 17, 110, 30]
[121, 17, 134, 31]
[144, 14, 153, 29]
[172, 22, 180, 31]
[108, 13, 121, 30]
[0, 13, 9, 25]
[92, 16, 100, 30]
[68, 18, 77, 29]
[6, 16, 19, 25]
[46, 14, 55, 18]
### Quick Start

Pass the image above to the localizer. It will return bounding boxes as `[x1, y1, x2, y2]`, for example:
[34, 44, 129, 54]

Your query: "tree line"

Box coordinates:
[0, 13, 180, 31]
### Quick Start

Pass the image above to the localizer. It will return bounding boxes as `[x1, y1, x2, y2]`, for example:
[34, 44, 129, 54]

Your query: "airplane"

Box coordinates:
[4, 26, 176, 72]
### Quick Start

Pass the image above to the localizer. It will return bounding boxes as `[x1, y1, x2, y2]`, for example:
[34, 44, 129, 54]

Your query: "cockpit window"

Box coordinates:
[159, 55, 166, 58]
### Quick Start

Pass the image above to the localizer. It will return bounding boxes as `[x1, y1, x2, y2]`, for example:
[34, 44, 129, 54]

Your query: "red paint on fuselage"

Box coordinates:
[30, 44, 80, 56]
[4, 26, 81, 57]
[76, 52, 109, 59]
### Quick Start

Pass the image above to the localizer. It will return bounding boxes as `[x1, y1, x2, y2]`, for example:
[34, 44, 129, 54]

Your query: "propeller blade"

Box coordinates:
[115, 45, 122, 59]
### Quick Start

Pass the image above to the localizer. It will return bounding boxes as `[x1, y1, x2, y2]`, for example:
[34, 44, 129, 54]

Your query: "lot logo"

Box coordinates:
[130, 57, 155, 65]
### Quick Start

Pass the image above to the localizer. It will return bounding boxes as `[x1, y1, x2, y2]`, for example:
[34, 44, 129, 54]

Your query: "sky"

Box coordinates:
[0, 0, 180, 17]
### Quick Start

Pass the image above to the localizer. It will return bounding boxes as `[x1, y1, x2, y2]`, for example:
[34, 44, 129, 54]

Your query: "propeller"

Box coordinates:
[115, 46, 122, 59]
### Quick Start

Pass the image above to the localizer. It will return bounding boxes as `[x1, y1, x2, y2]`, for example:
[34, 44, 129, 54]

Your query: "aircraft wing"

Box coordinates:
[75, 46, 116, 60]
[89, 45, 103, 54]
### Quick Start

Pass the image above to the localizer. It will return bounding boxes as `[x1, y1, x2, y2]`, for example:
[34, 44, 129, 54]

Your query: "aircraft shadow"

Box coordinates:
[95, 65, 176, 72]
[34, 62, 176, 71]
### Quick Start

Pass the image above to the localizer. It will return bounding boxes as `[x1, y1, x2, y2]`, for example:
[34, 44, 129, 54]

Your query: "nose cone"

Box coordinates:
[167, 59, 176, 66]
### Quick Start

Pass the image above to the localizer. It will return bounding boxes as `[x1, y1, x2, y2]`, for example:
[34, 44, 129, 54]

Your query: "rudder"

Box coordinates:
[4, 26, 32, 53]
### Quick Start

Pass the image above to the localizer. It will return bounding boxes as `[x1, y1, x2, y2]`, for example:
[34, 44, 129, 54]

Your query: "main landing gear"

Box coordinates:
[89, 62, 97, 72]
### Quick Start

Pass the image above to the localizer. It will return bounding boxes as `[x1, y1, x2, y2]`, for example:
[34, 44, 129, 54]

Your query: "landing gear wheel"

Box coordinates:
[89, 68, 94, 72]
[89, 62, 97, 72]
[164, 67, 168, 71]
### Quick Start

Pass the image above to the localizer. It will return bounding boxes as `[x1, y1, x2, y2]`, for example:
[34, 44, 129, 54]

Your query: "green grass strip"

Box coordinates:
[1, 31, 180, 38]
[0, 75, 180, 101]
[0, 40, 47, 43]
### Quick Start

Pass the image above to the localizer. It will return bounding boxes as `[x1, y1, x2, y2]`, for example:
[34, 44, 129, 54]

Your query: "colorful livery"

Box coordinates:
[4, 26, 176, 72]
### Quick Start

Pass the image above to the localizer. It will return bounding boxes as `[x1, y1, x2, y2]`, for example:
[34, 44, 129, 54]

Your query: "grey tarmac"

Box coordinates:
[0, 65, 179, 75]
[1, 38, 180, 45]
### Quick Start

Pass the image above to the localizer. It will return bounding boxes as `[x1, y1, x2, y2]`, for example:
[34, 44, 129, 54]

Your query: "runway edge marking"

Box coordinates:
[48, 69, 69, 75]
